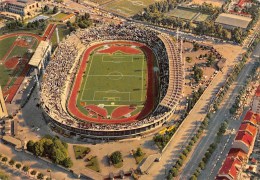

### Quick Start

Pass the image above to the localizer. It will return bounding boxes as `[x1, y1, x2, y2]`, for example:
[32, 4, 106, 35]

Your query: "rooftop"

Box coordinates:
[29, 41, 50, 68]
[218, 157, 242, 179]
[215, 13, 252, 29]
[243, 111, 260, 125]
[235, 131, 254, 147]
[227, 148, 247, 161]
[239, 123, 258, 137]
[255, 85, 260, 97]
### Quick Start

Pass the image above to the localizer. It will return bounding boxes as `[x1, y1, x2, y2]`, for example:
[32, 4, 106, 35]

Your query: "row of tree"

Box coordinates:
[167, 116, 209, 179]
[133, 0, 260, 43]
[191, 121, 227, 179]
[0, 154, 47, 180]
[27, 136, 73, 168]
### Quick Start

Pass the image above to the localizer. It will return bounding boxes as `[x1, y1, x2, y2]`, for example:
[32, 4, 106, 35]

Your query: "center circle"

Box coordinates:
[108, 71, 123, 80]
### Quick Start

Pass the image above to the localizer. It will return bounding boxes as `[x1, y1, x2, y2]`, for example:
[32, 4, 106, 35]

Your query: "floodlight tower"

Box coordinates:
[56, 27, 60, 44]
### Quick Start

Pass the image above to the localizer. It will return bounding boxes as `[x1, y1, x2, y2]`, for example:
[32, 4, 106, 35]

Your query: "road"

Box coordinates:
[139, 47, 241, 179]
[178, 58, 256, 179]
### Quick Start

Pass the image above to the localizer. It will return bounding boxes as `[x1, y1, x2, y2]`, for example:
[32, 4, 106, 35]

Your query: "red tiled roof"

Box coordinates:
[237, 0, 251, 7]
[239, 123, 258, 137]
[255, 86, 260, 97]
[218, 157, 242, 179]
[243, 111, 259, 125]
[235, 131, 254, 147]
[227, 148, 247, 161]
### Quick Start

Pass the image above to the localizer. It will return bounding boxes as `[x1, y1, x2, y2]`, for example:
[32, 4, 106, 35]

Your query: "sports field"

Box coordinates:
[68, 41, 158, 124]
[167, 7, 198, 20]
[193, 13, 210, 22]
[0, 33, 41, 102]
[100, 0, 162, 17]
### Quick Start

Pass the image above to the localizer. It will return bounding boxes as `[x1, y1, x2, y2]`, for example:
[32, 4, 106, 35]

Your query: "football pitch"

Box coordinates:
[76, 44, 147, 113]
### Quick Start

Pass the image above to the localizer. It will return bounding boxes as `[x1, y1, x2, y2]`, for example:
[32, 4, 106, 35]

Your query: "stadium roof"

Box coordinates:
[29, 41, 50, 68]
[215, 13, 252, 29]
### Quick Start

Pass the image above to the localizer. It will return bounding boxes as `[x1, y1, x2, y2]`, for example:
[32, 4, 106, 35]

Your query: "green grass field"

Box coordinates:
[53, 13, 69, 21]
[50, 24, 70, 46]
[101, 0, 161, 17]
[167, 7, 198, 20]
[77, 45, 147, 114]
[0, 36, 17, 61]
[194, 13, 210, 22]
[0, 35, 38, 88]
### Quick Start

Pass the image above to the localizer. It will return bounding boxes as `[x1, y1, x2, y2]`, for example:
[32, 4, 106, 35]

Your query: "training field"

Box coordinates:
[0, 33, 41, 102]
[167, 7, 198, 20]
[68, 41, 158, 124]
[194, 13, 210, 22]
[100, 0, 161, 17]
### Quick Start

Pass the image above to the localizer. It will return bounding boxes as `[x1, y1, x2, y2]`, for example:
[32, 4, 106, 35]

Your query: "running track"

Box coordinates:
[68, 41, 157, 124]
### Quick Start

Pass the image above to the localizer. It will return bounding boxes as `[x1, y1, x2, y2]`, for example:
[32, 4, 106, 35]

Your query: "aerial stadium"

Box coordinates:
[40, 24, 184, 139]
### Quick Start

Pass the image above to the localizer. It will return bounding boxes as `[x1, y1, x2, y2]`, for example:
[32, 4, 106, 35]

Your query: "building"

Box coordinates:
[0, 86, 8, 118]
[242, 111, 260, 126]
[252, 86, 260, 114]
[217, 157, 242, 180]
[233, 131, 254, 154]
[215, 13, 252, 30]
[236, 0, 252, 8]
[29, 41, 51, 73]
[0, 0, 41, 18]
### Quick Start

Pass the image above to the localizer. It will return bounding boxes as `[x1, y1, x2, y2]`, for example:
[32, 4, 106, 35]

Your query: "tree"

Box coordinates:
[110, 151, 122, 164]
[63, 157, 73, 168]
[193, 64, 203, 82]
[34, 141, 44, 156]
[171, 167, 178, 177]
[22, 166, 29, 173]
[1, 157, 8, 163]
[43, 5, 49, 12]
[53, 6, 58, 14]
[27, 140, 35, 152]
[190, 175, 197, 180]
[199, 161, 205, 169]
[16, 163, 22, 169]
[37, 173, 44, 179]
[135, 147, 143, 157]
[9, 159, 15, 166]
[31, 170, 37, 176]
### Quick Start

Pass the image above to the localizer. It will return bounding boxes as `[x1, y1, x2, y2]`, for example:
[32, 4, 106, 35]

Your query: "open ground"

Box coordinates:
[99, 0, 162, 17]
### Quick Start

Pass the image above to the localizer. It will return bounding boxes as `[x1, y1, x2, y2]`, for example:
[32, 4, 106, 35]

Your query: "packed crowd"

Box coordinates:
[41, 24, 183, 131]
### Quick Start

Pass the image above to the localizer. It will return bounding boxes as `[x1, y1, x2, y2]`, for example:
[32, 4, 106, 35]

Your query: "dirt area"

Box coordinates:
[192, 0, 225, 7]
[182, 41, 218, 96]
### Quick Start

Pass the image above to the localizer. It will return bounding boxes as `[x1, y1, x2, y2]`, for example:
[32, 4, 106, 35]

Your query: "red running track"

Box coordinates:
[0, 33, 42, 103]
[98, 45, 142, 54]
[68, 41, 157, 124]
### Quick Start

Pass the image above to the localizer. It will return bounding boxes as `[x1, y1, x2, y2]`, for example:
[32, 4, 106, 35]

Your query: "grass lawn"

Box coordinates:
[53, 13, 69, 21]
[194, 13, 210, 22]
[166, 7, 198, 20]
[0, 36, 17, 61]
[102, 0, 161, 17]
[86, 156, 100, 172]
[50, 24, 70, 46]
[0, 170, 9, 180]
[76, 43, 147, 115]
[0, 64, 12, 88]
[134, 153, 146, 164]
[73, 145, 90, 159]
[113, 161, 123, 168]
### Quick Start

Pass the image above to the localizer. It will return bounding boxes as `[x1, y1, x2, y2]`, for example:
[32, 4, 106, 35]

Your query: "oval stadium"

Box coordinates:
[40, 24, 184, 139]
